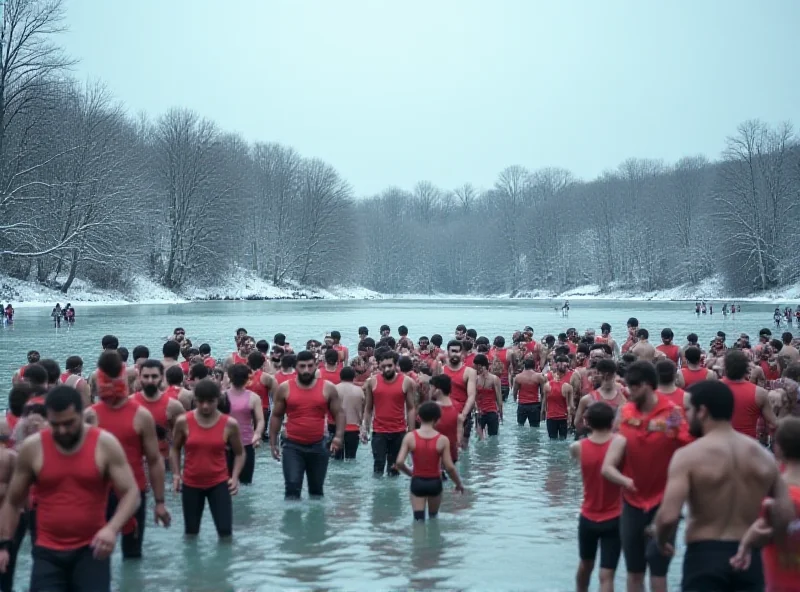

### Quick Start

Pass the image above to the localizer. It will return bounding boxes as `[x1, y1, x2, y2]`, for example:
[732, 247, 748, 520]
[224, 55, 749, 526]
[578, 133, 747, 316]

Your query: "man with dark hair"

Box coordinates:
[101, 335, 119, 351]
[454, 325, 467, 341]
[132, 360, 185, 466]
[22, 364, 49, 398]
[442, 339, 477, 444]
[0, 386, 141, 591]
[511, 359, 548, 427]
[61, 355, 91, 407]
[655, 360, 686, 409]
[781, 331, 799, 363]
[12, 350, 40, 385]
[362, 351, 417, 476]
[656, 329, 680, 364]
[330, 330, 348, 364]
[334, 367, 365, 460]
[678, 346, 716, 388]
[621, 318, 639, 354]
[601, 361, 691, 592]
[379, 325, 391, 339]
[161, 340, 181, 372]
[722, 350, 777, 439]
[655, 381, 795, 592]
[631, 328, 658, 361]
[574, 359, 626, 433]
[37, 360, 61, 389]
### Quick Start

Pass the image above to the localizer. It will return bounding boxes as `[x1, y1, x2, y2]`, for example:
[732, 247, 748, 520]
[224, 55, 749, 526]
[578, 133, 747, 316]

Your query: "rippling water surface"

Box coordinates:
[0, 298, 785, 591]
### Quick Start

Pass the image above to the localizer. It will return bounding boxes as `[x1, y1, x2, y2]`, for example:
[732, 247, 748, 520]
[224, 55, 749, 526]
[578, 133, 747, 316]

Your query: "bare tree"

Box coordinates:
[453, 182, 476, 214]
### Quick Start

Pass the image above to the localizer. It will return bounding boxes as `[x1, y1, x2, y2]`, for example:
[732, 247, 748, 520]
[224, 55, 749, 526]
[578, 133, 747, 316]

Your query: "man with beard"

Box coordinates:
[362, 351, 417, 476]
[454, 325, 467, 341]
[132, 360, 185, 468]
[654, 380, 795, 592]
[601, 361, 692, 592]
[85, 351, 170, 560]
[442, 340, 478, 447]
[0, 386, 140, 591]
[574, 359, 627, 435]
[350, 340, 376, 388]
[269, 350, 345, 499]
[225, 336, 254, 370]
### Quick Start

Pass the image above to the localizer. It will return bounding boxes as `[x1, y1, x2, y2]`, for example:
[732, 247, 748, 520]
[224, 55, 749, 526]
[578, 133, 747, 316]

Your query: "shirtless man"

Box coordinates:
[654, 380, 795, 591]
[630, 329, 660, 362]
[780, 332, 799, 364]
[161, 340, 181, 372]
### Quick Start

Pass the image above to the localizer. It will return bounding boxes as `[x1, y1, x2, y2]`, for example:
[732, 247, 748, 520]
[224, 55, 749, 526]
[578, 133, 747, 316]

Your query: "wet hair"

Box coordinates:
[101, 335, 119, 350]
[775, 417, 800, 461]
[783, 332, 794, 345]
[577, 343, 591, 356]
[23, 364, 46, 390]
[381, 336, 397, 350]
[770, 339, 784, 352]
[759, 328, 772, 338]
[545, 335, 556, 346]
[340, 366, 355, 382]
[227, 364, 251, 388]
[656, 360, 676, 385]
[97, 350, 124, 379]
[398, 325, 408, 336]
[688, 380, 734, 421]
[661, 328, 674, 340]
[555, 355, 570, 365]
[724, 350, 750, 381]
[462, 340, 473, 352]
[379, 324, 390, 333]
[8, 383, 32, 417]
[362, 337, 376, 349]
[295, 350, 315, 363]
[627, 318, 639, 328]
[429, 374, 451, 395]
[39, 359, 61, 385]
[117, 347, 129, 363]
[398, 356, 413, 373]
[558, 333, 568, 342]
[684, 346, 702, 365]
[26, 350, 41, 364]
[165, 365, 184, 386]
[585, 401, 615, 431]
[189, 363, 208, 381]
[473, 354, 489, 368]
[466, 328, 478, 340]
[358, 326, 368, 336]
[194, 378, 220, 402]
[523, 359, 536, 370]
[596, 359, 617, 375]
[686, 333, 698, 344]
[141, 359, 164, 375]
[255, 340, 269, 354]
[132, 345, 150, 361]
[248, 351, 266, 371]
[417, 401, 442, 423]
[625, 361, 657, 389]
[274, 333, 287, 346]
[46, 385, 83, 414]
[198, 343, 211, 356]
[330, 330, 341, 340]
[494, 336, 506, 348]
[281, 354, 297, 370]
[554, 346, 570, 357]
[431, 334, 443, 347]
[636, 328, 649, 340]
[378, 350, 399, 364]
[324, 349, 339, 365]
[591, 343, 613, 356]
[717, 331, 726, 341]
[447, 339, 463, 352]
[162, 340, 180, 359]
[456, 324, 467, 333]
[601, 323, 611, 333]
[236, 328, 247, 336]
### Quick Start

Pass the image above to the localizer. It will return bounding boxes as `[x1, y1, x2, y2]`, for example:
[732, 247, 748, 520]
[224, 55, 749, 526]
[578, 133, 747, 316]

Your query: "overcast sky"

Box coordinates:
[59, 0, 800, 196]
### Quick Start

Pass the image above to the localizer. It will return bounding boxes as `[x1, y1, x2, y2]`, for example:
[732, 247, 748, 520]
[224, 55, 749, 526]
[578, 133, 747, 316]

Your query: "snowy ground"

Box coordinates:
[1, 271, 797, 307]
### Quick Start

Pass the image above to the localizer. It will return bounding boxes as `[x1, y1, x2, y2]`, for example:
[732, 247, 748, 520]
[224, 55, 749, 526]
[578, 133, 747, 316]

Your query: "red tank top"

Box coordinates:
[372, 374, 407, 433]
[546, 379, 569, 420]
[92, 400, 146, 490]
[443, 365, 468, 412]
[37, 427, 109, 550]
[656, 388, 686, 410]
[285, 379, 328, 444]
[580, 438, 622, 522]
[412, 432, 442, 478]
[435, 404, 459, 463]
[59, 372, 70, 384]
[761, 484, 800, 591]
[590, 387, 626, 410]
[164, 385, 181, 400]
[476, 382, 498, 413]
[489, 347, 510, 386]
[132, 392, 170, 457]
[723, 378, 761, 438]
[319, 367, 341, 425]
[275, 371, 295, 385]
[182, 411, 229, 489]
[517, 379, 541, 404]
[247, 370, 270, 410]
[681, 367, 708, 388]
[231, 353, 247, 366]
[463, 353, 477, 368]
[203, 356, 217, 369]
[657, 344, 680, 364]
[760, 361, 781, 382]
[5, 412, 19, 435]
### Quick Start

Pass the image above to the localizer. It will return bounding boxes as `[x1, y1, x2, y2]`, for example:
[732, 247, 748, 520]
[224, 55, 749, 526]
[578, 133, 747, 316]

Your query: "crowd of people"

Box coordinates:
[0, 318, 799, 591]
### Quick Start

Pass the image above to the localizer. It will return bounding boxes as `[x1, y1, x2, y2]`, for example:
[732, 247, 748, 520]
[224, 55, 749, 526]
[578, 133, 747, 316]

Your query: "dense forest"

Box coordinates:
[2, 0, 799, 297]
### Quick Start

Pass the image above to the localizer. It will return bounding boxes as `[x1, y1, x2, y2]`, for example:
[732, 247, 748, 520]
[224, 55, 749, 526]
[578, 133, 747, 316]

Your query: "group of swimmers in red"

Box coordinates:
[0, 318, 798, 591]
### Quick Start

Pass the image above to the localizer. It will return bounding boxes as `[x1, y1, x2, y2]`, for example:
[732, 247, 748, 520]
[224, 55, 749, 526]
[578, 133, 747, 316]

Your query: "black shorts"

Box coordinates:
[578, 515, 622, 570]
[501, 385, 510, 401]
[682, 541, 763, 592]
[478, 411, 499, 436]
[30, 545, 110, 592]
[410, 476, 443, 497]
[620, 501, 673, 576]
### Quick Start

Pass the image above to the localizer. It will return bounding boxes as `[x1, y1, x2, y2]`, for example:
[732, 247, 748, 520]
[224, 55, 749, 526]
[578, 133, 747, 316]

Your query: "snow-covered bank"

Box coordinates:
[1, 271, 798, 307]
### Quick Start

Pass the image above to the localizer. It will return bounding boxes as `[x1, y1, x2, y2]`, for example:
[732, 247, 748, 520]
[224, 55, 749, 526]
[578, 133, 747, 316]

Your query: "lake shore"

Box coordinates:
[2, 271, 799, 308]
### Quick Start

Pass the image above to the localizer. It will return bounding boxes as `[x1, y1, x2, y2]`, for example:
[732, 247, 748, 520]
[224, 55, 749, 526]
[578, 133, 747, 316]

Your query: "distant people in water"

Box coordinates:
[3, 303, 13, 324]
[562, 300, 570, 317]
[51, 304, 62, 328]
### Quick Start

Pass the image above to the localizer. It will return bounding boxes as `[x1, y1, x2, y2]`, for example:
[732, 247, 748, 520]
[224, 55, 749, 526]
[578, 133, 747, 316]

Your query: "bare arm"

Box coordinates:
[510, 374, 519, 401]
[138, 409, 165, 502]
[103, 433, 141, 535]
[326, 384, 345, 443]
[654, 448, 691, 551]
[601, 435, 633, 488]
[0, 451, 15, 503]
[563, 384, 574, 415]
[756, 387, 779, 431]
[78, 379, 92, 408]
[574, 395, 590, 431]
[393, 432, 414, 477]
[404, 377, 417, 432]
[268, 385, 288, 452]
[0, 439, 36, 540]
[493, 376, 503, 418]
[569, 440, 581, 461]
[226, 419, 245, 485]
[361, 378, 375, 434]
[169, 416, 188, 478]
[463, 368, 477, 416]
[439, 437, 464, 490]
[251, 394, 265, 443]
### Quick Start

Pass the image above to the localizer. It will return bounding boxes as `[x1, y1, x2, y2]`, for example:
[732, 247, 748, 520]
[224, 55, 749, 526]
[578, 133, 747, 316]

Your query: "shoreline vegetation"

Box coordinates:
[1, 271, 799, 308]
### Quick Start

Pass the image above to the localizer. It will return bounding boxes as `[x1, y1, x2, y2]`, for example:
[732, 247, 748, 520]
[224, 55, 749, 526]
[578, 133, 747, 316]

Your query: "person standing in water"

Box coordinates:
[654, 380, 795, 591]
[394, 401, 464, 521]
[571, 402, 622, 592]
[170, 379, 244, 539]
[224, 364, 264, 486]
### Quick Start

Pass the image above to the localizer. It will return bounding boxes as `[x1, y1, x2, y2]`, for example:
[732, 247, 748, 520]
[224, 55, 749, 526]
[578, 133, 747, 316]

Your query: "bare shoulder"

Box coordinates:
[17, 432, 42, 460]
[97, 429, 125, 457]
[174, 413, 188, 428]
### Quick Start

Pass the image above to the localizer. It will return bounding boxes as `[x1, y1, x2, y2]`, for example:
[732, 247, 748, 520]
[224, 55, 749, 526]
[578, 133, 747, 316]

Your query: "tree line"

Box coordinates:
[2, 0, 799, 298]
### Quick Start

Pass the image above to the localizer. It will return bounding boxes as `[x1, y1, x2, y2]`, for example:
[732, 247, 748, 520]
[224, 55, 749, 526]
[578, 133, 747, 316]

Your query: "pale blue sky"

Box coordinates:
[59, 0, 800, 196]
